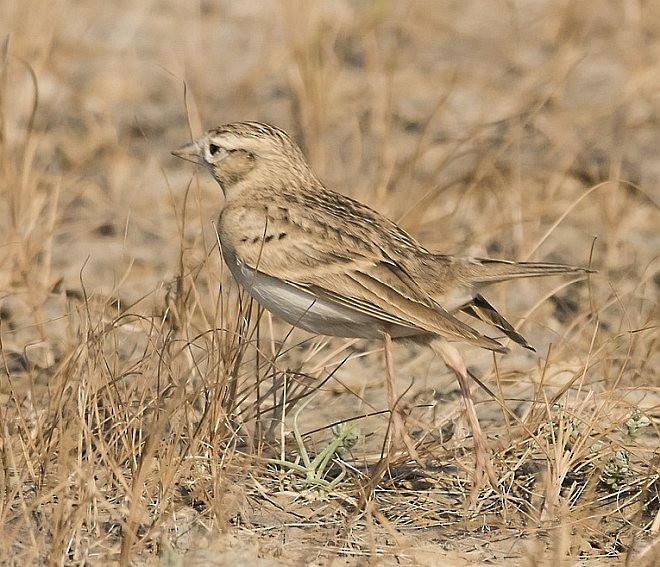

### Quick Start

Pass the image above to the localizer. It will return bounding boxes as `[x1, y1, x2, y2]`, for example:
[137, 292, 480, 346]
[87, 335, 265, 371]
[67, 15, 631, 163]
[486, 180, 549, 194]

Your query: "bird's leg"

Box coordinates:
[433, 340, 497, 489]
[382, 332, 420, 461]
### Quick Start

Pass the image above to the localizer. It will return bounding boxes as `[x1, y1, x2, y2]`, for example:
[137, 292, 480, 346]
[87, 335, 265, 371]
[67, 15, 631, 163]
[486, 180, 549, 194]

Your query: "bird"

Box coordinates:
[172, 121, 592, 484]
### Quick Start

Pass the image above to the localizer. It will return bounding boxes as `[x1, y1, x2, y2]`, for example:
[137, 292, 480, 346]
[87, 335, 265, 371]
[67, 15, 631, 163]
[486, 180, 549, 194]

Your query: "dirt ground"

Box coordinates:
[0, 1, 658, 565]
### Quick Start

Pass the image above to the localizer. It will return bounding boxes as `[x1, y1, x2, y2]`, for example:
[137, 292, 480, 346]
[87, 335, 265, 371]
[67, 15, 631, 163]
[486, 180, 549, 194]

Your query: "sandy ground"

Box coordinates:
[0, 1, 658, 565]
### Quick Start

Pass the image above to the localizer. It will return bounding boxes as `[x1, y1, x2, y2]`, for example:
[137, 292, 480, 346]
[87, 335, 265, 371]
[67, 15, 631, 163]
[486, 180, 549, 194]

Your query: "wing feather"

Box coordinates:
[221, 202, 507, 351]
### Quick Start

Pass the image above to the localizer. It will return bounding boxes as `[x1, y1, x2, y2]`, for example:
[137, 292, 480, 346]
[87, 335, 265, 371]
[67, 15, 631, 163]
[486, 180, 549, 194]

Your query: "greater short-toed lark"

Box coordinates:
[173, 121, 591, 484]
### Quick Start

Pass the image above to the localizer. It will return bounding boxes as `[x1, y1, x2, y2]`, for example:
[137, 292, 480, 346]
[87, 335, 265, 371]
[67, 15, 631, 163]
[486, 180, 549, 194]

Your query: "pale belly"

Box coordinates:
[221, 247, 418, 340]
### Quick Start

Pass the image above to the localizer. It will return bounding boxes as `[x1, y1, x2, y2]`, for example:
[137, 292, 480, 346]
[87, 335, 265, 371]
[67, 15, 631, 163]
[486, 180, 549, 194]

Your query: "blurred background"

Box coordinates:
[2, 0, 657, 299]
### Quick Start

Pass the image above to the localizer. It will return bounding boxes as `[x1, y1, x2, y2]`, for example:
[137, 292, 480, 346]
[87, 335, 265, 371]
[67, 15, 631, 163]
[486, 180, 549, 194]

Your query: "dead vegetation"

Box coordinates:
[0, 1, 658, 565]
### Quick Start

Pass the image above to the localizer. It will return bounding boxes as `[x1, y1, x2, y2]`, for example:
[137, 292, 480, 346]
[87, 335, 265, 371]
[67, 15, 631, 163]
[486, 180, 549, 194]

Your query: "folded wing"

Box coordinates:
[223, 204, 508, 352]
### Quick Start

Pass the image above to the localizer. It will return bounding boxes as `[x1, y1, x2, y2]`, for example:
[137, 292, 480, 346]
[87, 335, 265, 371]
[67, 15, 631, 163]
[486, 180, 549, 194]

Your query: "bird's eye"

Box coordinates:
[209, 143, 221, 156]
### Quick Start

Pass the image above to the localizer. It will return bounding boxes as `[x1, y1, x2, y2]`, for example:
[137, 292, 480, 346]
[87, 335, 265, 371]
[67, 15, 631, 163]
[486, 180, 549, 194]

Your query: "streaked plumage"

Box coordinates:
[173, 121, 592, 484]
[173, 121, 588, 351]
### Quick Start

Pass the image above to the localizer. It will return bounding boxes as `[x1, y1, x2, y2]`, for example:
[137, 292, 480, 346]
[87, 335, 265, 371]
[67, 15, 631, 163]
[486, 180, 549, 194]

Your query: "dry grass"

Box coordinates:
[0, 1, 658, 565]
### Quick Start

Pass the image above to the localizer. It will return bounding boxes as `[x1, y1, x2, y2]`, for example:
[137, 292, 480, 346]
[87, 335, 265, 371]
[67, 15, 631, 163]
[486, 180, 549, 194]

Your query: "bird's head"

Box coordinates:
[172, 121, 315, 200]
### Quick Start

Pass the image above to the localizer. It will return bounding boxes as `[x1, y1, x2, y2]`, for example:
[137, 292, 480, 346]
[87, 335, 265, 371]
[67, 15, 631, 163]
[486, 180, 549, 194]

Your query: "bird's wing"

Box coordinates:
[220, 203, 507, 352]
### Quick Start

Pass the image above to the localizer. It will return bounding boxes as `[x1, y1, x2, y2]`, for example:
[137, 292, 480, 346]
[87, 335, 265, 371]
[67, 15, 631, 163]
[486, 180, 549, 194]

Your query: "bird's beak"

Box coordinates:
[171, 141, 202, 165]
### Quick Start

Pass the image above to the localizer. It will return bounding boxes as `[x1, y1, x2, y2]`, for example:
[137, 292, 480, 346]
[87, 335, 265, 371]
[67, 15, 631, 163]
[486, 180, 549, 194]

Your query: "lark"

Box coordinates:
[173, 121, 591, 483]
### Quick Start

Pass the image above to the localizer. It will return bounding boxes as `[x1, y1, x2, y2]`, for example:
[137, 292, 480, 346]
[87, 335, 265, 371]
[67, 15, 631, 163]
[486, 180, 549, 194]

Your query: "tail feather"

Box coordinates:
[459, 294, 535, 351]
[461, 257, 594, 284]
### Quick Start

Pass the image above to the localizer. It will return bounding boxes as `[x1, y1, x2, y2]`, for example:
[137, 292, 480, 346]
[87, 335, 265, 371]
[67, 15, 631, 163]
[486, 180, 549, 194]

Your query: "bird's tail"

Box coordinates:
[458, 294, 535, 351]
[455, 257, 594, 285]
